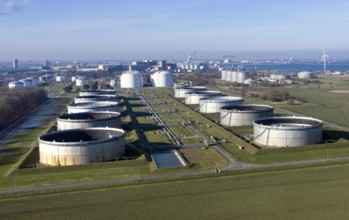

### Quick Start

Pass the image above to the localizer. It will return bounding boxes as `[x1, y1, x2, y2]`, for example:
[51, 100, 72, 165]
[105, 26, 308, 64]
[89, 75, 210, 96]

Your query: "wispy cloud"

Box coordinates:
[0, 0, 31, 16]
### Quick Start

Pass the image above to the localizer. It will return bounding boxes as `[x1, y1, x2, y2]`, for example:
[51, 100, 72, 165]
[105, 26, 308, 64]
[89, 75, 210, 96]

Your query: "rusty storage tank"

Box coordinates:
[39, 127, 125, 166]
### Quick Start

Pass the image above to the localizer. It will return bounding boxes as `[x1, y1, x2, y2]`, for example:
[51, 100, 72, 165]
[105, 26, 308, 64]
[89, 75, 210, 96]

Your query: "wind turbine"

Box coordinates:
[321, 49, 329, 72]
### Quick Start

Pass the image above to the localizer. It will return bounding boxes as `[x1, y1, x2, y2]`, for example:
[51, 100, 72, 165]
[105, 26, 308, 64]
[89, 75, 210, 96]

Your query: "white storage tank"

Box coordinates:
[298, 71, 315, 79]
[226, 70, 233, 82]
[110, 79, 116, 87]
[173, 82, 190, 89]
[236, 71, 248, 83]
[19, 79, 32, 87]
[67, 101, 119, 113]
[38, 127, 126, 166]
[220, 104, 274, 126]
[185, 91, 222, 105]
[174, 86, 207, 98]
[231, 71, 237, 82]
[199, 96, 243, 113]
[8, 81, 24, 89]
[253, 116, 323, 148]
[120, 71, 143, 88]
[76, 77, 89, 87]
[151, 71, 174, 87]
[79, 89, 116, 96]
[71, 76, 77, 82]
[74, 94, 118, 103]
[57, 111, 121, 130]
[26, 77, 38, 85]
[221, 70, 227, 81]
[56, 75, 65, 82]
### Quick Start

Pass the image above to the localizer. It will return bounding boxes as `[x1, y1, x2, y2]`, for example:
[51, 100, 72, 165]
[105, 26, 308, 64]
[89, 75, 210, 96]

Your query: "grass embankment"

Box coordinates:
[0, 97, 72, 178]
[3, 163, 349, 219]
[166, 87, 349, 164]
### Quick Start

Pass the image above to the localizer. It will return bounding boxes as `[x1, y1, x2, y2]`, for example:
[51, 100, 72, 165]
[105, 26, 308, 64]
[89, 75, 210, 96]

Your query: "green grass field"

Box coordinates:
[3, 163, 349, 219]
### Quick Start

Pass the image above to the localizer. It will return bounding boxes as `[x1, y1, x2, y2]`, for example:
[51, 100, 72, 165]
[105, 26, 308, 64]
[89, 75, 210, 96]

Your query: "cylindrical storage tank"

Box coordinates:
[57, 111, 121, 130]
[253, 116, 323, 148]
[298, 71, 315, 79]
[79, 89, 116, 96]
[71, 76, 77, 82]
[151, 71, 174, 87]
[173, 82, 190, 89]
[19, 79, 32, 87]
[110, 79, 116, 87]
[199, 96, 243, 113]
[74, 94, 118, 103]
[76, 77, 89, 87]
[38, 127, 126, 166]
[231, 71, 237, 82]
[236, 71, 248, 83]
[226, 71, 233, 81]
[220, 104, 274, 126]
[56, 75, 65, 82]
[221, 70, 227, 81]
[185, 91, 222, 105]
[26, 77, 38, 85]
[67, 101, 119, 113]
[8, 81, 24, 89]
[174, 86, 207, 98]
[120, 71, 143, 88]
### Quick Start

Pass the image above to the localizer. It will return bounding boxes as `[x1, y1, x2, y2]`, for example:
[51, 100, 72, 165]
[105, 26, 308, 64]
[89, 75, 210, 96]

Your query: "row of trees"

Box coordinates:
[0, 88, 47, 130]
[251, 90, 290, 102]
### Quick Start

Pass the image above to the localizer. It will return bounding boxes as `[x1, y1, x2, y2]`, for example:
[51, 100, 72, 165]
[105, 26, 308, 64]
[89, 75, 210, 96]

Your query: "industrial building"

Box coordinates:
[150, 71, 174, 87]
[38, 127, 126, 166]
[253, 116, 323, 148]
[199, 96, 243, 113]
[57, 111, 121, 130]
[67, 101, 119, 113]
[220, 104, 274, 126]
[174, 86, 207, 98]
[120, 71, 143, 88]
[74, 94, 118, 103]
[185, 91, 222, 105]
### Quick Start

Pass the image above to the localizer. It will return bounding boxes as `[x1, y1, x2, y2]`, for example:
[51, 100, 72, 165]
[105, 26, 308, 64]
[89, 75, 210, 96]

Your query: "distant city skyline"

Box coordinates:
[1, 0, 349, 60]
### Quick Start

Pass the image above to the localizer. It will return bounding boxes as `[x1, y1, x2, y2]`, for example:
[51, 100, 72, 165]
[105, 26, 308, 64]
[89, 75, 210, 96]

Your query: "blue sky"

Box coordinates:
[1, 0, 349, 60]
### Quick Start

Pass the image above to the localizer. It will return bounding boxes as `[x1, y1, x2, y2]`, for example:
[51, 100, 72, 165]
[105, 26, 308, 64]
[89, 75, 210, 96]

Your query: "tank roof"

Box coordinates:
[58, 111, 120, 121]
[38, 128, 125, 144]
[221, 104, 273, 113]
[254, 116, 322, 128]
